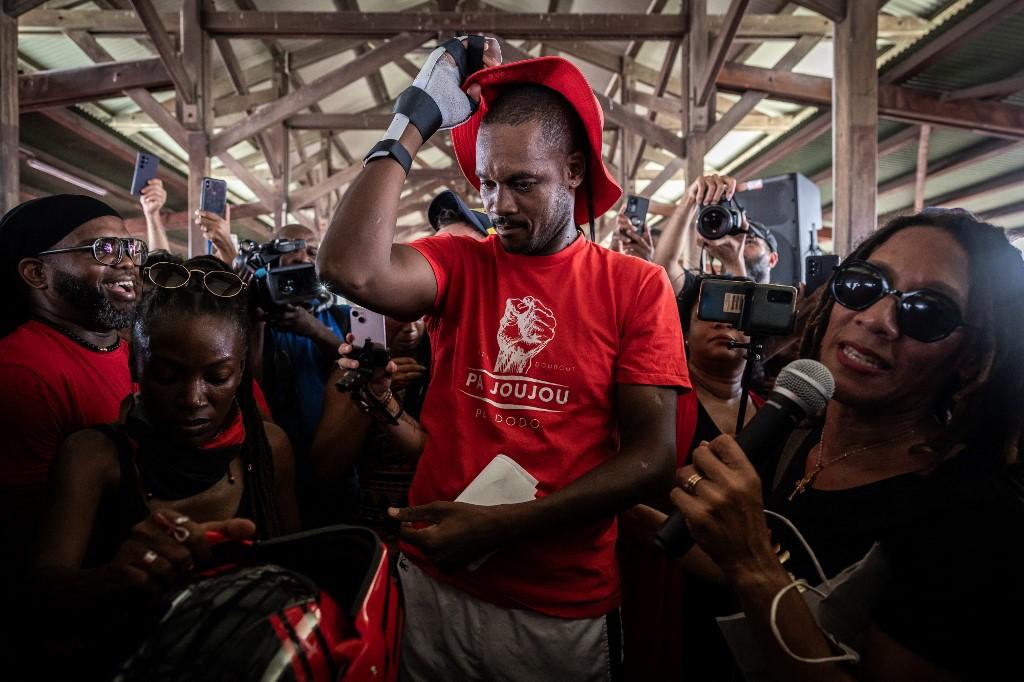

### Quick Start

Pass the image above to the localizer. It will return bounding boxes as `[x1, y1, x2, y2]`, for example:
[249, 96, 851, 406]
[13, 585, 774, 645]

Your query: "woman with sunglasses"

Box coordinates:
[669, 210, 1024, 680]
[32, 256, 300, 674]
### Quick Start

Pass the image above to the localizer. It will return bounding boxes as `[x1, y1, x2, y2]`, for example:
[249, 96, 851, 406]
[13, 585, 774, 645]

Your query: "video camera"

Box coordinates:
[234, 238, 325, 311]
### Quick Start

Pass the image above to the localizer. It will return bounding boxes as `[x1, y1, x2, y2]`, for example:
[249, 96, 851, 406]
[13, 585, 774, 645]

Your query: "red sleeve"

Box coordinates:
[675, 390, 699, 467]
[0, 365, 66, 485]
[407, 234, 459, 313]
[251, 379, 273, 421]
[615, 267, 691, 390]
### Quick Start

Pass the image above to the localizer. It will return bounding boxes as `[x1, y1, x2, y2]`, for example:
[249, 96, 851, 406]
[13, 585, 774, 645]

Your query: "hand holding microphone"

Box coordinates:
[655, 359, 835, 557]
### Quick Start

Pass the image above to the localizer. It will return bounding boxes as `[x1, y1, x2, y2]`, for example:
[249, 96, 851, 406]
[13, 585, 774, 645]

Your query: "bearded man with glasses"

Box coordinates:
[0, 194, 147, 596]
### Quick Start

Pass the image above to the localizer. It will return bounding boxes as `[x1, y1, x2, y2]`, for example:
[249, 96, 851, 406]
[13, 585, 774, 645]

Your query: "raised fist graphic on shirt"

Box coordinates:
[495, 296, 557, 374]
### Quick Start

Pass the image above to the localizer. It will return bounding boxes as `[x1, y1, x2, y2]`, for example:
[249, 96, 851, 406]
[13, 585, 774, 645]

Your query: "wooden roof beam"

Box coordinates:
[697, 0, 750, 107]
[790, 0, 846, 23]
[18, 58, 172, 111]
[707, 33, 820, 149]
[731, 113, 830, 179]
[18, 10, 928, 41]
[716, 62, 1024, 140]
[209, 32, 429, 155]
[912, 125, 931, 212]
[128, 0, 194, 104]
[941, 73, 1024, 102]
[202, 11, 688, 40]
[62, 30, 188, 149]
[4, 0, 47, 17]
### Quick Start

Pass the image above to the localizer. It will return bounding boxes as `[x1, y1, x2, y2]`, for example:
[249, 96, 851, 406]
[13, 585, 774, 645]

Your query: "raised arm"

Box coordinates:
[140, 179, 171, 253]
[653, 174, 753, 294]
[652, 198, 696, 294]
[317, 37, 500, 321]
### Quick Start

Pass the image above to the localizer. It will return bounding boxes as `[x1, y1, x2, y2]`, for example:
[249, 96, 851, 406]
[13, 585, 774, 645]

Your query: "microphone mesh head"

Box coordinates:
[775, 359, 834, 415]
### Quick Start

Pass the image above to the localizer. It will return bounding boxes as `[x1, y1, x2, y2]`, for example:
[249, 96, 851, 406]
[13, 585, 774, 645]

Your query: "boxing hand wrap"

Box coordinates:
[363, 35, 487, 172]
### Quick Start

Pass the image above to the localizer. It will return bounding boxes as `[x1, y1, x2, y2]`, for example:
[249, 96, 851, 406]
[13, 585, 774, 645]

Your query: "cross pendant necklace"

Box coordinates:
[788, 456, 823, 501]
[788, 428, 918, 502]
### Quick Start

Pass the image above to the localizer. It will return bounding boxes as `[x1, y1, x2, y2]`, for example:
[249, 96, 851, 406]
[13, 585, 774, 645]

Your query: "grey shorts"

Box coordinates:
[397, 555, 622, 682]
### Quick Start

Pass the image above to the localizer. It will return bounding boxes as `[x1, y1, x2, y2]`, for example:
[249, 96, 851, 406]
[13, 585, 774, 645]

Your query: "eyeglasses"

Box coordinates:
[145, 261, 246, 298]
[37, 237, 148, 267]
[830, 260, 964, 343]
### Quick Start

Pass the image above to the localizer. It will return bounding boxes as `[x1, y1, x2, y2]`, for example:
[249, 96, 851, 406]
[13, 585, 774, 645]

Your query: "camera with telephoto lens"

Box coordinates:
[234, 238, 325, 311]
[696, 197, 746, 241]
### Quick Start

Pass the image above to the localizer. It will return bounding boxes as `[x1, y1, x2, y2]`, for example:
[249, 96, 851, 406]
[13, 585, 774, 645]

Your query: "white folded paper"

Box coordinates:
[455, 454, 538, 571]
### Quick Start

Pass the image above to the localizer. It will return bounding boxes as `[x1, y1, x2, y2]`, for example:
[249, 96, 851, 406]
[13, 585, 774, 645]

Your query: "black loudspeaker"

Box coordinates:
[735, 172, 822, 286]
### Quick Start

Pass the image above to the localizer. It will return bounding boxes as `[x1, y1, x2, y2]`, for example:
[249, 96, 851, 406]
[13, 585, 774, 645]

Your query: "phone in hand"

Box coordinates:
[130, 152, 160, 195]
[199, 177, 228, 218]
[805, 254, 840, 296]
[697, 276, 797, 337]
[624, 194, 650, 234]
[349, 307, 388, 350]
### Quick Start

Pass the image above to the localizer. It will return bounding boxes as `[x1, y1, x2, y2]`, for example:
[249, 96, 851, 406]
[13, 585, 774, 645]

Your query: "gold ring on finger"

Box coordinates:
[172, 525, 191, 543]
[683, 473, 704, 495]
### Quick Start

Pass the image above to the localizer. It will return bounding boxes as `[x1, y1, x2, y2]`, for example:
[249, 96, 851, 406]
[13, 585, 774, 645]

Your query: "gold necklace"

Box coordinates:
[788, 429, 917, 502]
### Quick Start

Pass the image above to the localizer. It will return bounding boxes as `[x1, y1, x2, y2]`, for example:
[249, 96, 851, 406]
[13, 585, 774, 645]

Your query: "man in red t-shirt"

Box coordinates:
[0, 195, 144, 584]
[319, 41, 689, 680]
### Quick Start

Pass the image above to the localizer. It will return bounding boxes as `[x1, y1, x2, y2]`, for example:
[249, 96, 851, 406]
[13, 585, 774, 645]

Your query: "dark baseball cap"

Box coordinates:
[747, 220, 778, 253]
[427, 190, 492, 236]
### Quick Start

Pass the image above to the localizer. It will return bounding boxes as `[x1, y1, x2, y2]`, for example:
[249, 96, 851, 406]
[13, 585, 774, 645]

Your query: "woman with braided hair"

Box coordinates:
[30, 255, 299, 674]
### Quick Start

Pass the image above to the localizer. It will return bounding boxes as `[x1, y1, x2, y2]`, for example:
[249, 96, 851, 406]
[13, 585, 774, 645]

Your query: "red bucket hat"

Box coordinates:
[451, 56, 622, 227]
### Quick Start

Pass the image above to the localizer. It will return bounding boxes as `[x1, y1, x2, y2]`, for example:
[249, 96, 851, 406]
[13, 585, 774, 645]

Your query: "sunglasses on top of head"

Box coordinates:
[830, 259, 965, 343]
[37, 237, 148, 267]
[144, 261, 247, 298]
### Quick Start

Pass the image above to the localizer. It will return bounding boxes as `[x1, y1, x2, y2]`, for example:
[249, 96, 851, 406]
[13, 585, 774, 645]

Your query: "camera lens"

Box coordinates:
[697, 205, 734, 241]
[767, 290, 794, 304]
[280, 276, 297, 295]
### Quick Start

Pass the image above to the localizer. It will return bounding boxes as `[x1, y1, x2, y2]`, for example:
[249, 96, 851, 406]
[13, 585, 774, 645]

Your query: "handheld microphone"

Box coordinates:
[654, 359, 835, 557]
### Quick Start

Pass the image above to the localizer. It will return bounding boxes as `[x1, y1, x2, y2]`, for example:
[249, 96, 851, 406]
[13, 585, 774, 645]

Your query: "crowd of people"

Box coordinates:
[1, 34, 1023, 682]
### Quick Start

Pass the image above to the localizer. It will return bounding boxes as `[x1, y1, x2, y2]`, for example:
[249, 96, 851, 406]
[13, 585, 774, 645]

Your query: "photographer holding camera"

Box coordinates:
[653, 174, 779, 292]
[248, 224, 353, 524]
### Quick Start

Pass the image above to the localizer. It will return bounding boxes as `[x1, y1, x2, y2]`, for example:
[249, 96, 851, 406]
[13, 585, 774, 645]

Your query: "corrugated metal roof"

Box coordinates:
[901, 11, 1024, 93]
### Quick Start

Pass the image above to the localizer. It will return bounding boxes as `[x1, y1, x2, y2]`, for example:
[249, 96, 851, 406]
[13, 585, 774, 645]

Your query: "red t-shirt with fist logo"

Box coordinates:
[407, 233, 690, 618]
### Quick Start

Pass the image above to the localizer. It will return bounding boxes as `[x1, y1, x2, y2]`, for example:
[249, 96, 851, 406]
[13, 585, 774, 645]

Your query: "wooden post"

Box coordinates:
[0, 11, 18, 214]
[620, 59, 633, 196]
[274, 53, 288, 230]
[182, 0, 211, 256]
[683, 0, 708, 271]
[913, 124, 931, 212]
[831, 2, 876, 256]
